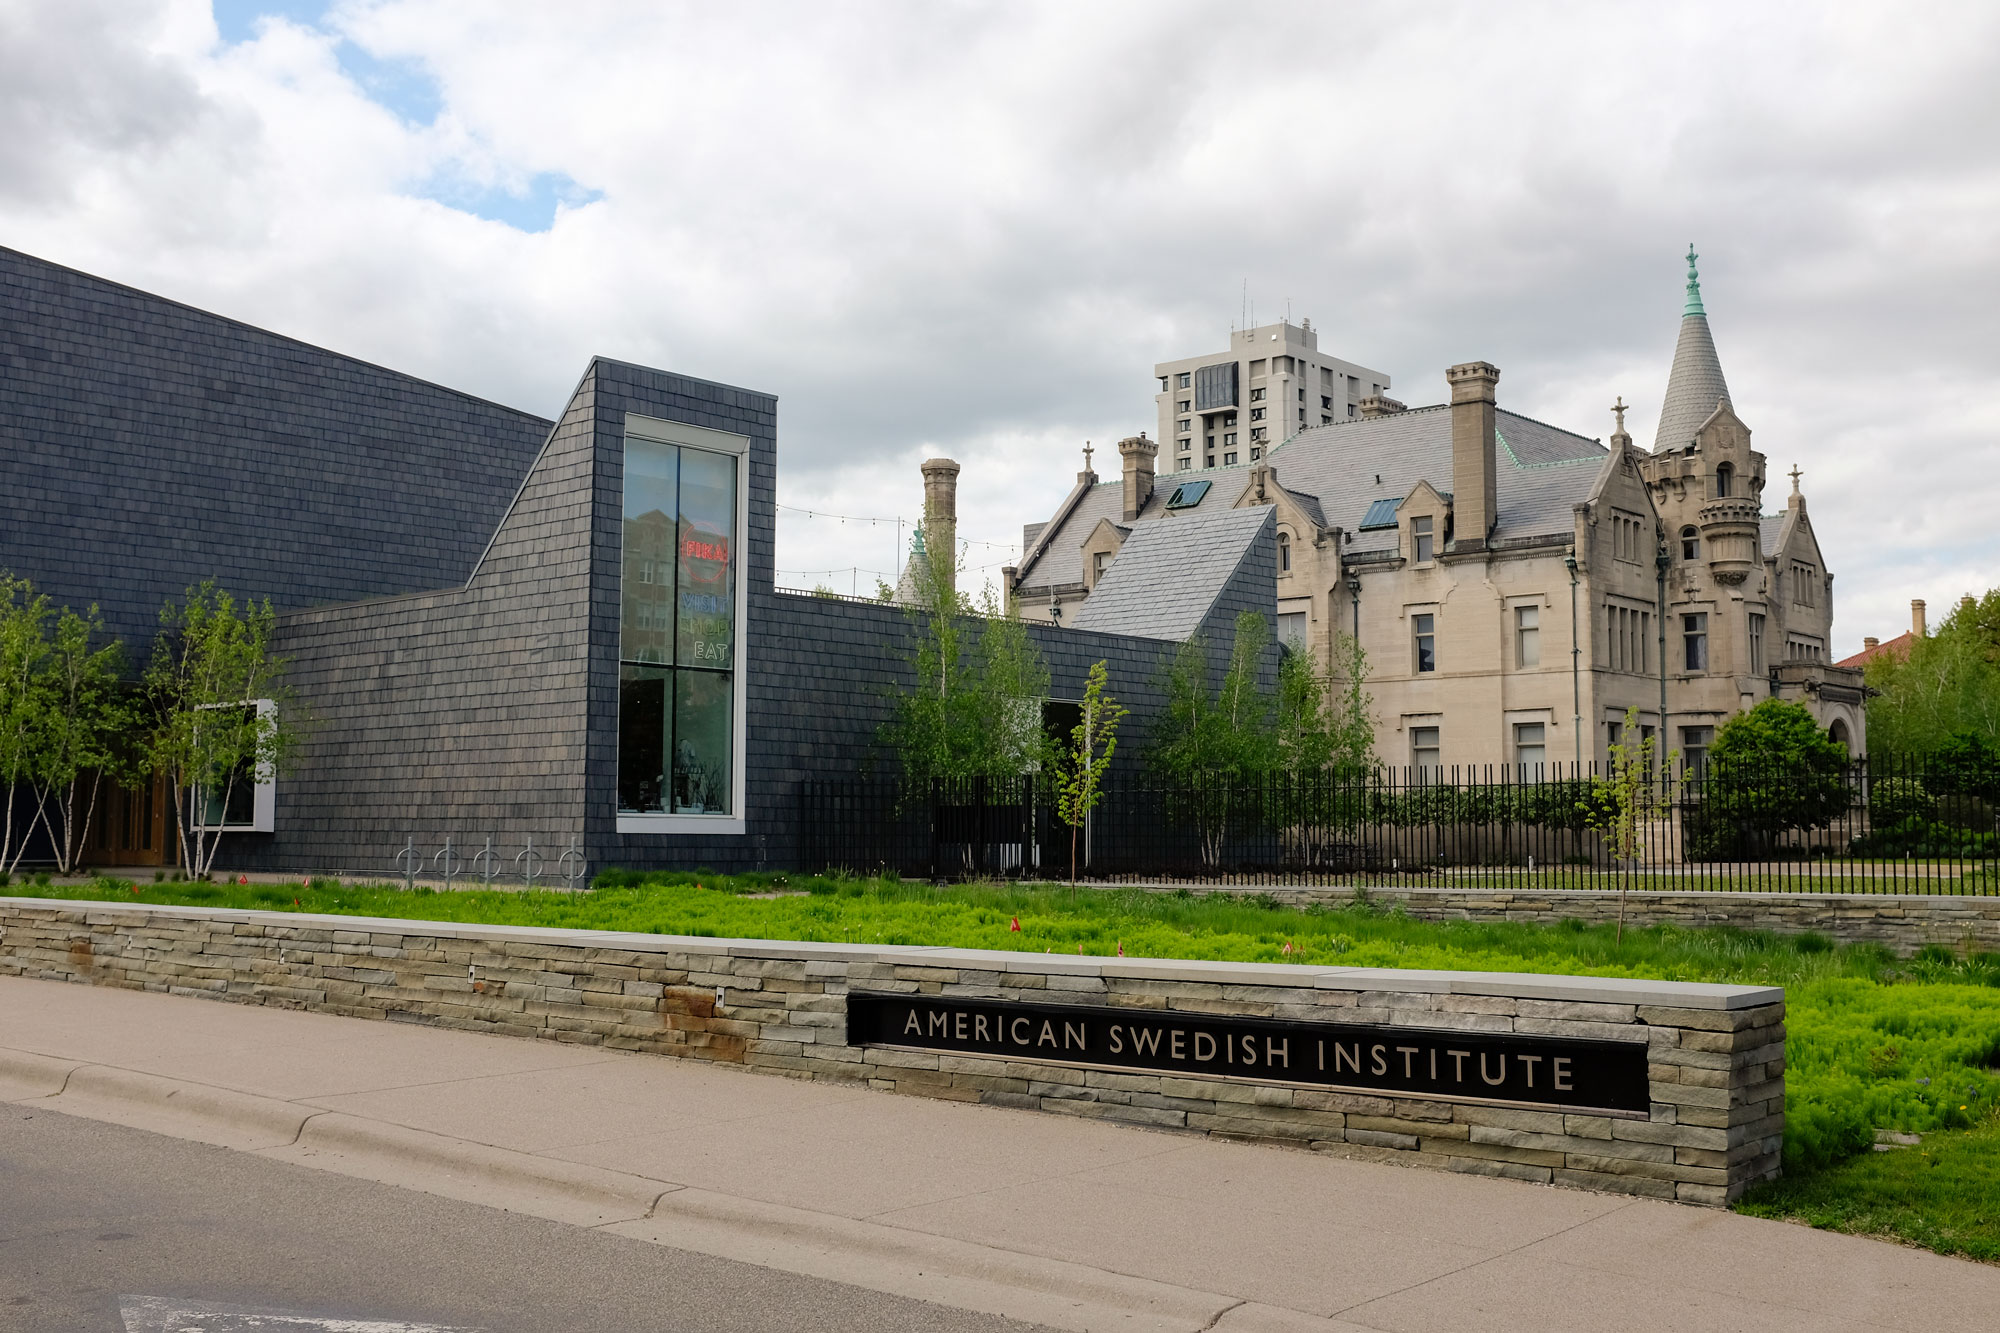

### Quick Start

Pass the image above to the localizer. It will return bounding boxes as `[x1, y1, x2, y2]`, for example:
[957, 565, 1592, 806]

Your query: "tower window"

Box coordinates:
[1681, 525, 1700, 561]
[1715, 462, 1734, 498]
[1683, 612, 1708, 671]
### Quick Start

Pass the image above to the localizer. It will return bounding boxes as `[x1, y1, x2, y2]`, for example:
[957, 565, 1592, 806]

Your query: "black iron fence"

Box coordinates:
[799, 755, 2000, 893]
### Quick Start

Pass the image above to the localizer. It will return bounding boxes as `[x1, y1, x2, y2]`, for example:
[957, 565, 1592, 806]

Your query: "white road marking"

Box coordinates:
[120, 1295, 486, 1332]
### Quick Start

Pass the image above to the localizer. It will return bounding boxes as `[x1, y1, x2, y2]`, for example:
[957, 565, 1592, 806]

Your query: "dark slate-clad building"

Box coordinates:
[2, 247, 1271, 876]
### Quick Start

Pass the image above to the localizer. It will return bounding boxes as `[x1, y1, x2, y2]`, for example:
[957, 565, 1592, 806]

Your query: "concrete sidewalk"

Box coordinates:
[3, 975, 1994, 1332]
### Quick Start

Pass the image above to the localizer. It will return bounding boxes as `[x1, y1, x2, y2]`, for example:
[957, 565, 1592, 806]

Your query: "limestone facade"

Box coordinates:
[1009, 256, 1864, 768]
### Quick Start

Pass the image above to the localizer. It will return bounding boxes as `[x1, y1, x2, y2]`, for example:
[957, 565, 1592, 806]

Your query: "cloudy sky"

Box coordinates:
[4, 0, 1996, 650]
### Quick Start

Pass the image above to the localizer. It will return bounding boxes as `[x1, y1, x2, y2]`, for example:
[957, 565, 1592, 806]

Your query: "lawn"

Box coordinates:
[7, 868, 1999, 1259]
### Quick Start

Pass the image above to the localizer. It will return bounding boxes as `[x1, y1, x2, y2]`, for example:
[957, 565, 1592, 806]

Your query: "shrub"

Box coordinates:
[1870, 777, 1937, 828]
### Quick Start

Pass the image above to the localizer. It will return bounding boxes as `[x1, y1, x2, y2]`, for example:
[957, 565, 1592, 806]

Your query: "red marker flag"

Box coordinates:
[1010, 917, 1021, 932]
[1116, 941, 1124, 957]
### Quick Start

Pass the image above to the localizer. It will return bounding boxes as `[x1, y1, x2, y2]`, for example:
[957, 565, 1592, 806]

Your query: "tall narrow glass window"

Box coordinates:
[1515, 605, 1540, 667]
[619, 434, 739, 816]
[1413, 613, 1436, 673]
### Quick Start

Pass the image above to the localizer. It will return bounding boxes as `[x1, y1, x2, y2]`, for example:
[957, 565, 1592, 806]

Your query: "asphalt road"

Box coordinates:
[0, 1104, 1050, 1333]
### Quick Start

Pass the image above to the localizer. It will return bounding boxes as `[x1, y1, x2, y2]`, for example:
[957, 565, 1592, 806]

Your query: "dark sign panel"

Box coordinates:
[848, 992, 1651, 1115]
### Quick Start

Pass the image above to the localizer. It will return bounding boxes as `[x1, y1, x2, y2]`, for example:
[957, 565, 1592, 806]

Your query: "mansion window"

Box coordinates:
[1791, 562, 1817, 606]
[1787, 637, 1824, 662]
[1411, 515, 1434, 563]
[1681, 526, 1700, 561]
[1515, 605, 1540, 668]
[619, 427, 742, 819]
[1749, 612, 1766, 673]
[1514, 722, 1546, 775]
[1681, 725, 1715, 780]
[1278, 531, 1291, 572]
[1412, 613, 1436, 673]
[1715, 462, 1734, 497]
[1609, 605, 1650, 674]
[1411, 726, 1441, 773]
[1611, 510, 1644, 563]
[1093, 551, 1111, 581]
[1682, 612, 1708, 672]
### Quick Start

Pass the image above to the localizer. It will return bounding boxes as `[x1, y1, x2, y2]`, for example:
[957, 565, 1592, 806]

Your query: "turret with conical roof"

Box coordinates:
[1653, 246, 1733, 453]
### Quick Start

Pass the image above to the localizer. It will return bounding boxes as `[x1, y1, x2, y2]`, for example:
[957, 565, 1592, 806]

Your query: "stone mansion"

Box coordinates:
[1004, 252, 1866, 771]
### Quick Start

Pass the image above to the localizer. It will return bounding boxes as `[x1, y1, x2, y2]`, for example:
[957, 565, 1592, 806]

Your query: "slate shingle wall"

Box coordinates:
[228, 359, 1183, 878]
[0, 247, 551, 649]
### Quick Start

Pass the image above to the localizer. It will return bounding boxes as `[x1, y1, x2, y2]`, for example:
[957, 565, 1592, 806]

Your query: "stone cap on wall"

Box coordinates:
[8, 898, 1780, 1010]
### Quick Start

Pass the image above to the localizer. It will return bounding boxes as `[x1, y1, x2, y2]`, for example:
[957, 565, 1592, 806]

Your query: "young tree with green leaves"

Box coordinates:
[25, 605, 129, 874]
[881, 533, 1051, 782]
[0, 575, 52, 874]
[1056, 660, 1127, 886]
[145, 582, 296, 878]
[1148, 611, 1277, 864]
[1583, 707, 1675, 943]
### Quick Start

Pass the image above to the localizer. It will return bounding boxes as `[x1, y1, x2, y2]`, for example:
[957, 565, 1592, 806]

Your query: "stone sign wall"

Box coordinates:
[0, 898, 1785, 1206]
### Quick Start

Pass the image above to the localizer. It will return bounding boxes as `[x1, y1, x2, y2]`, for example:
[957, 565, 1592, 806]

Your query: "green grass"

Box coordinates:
[1738, 1119, 2000, 1263]
[10, 868, 2000, 1260]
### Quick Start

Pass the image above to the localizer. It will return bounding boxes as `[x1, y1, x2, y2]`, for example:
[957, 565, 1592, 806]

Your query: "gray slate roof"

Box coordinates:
[0, 246, 554, 647]
[1760, 513, 1787, 559]
[1069, 505, 1274, 641]
[1014, 407, 1605, 591]
[1653, 311, 1732, 453]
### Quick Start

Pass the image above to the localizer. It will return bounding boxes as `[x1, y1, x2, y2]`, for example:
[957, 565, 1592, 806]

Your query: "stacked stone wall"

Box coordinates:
[0, 898, 1783, 1206]
[1124, 885, 2000, 954]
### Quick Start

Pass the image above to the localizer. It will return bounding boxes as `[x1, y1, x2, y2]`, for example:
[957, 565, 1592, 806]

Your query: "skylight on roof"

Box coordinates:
[1358, 497, 1400, 530]
[1165, 480, 1212, 510]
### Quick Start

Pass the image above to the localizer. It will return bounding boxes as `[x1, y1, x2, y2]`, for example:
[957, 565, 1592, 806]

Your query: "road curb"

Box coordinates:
[3, 1040, 1342, 1330]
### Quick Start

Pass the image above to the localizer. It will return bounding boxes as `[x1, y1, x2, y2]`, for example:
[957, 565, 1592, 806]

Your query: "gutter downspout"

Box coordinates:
[1656, 540, 1671, 749]
[1566, 548, 1582, 768]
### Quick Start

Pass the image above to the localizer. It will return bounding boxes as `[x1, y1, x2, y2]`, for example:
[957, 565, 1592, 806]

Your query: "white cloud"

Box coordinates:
[2, 0, 1997, 652]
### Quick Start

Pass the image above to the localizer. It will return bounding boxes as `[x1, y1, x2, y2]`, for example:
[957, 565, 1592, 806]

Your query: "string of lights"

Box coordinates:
[777, 501, 1019, 553]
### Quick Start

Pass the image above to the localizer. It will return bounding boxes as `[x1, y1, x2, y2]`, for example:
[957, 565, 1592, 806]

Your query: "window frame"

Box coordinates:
[1412, 612, 1437, 674]
[616, 413, 752, 836]
[1682, 611, 1708, 673]
[1410, 725, 1441, 773]
[190, 698, 278, 834]
[1515, 604, 1540, 668]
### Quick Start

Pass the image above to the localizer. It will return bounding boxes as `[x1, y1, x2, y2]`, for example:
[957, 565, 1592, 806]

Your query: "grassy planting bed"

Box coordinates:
[9, 869, 2000, 1261]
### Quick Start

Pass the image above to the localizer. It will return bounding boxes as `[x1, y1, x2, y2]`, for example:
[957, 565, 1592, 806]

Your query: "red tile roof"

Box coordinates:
[1836, 631, 1914, 670]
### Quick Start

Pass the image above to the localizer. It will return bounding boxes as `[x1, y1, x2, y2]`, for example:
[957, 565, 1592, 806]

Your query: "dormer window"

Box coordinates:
[1412, 515, 1435, 563]
[1278, 531, 1291, 573]
[1681, 525, 1700, 561]
[1715, 462, 1734, 498]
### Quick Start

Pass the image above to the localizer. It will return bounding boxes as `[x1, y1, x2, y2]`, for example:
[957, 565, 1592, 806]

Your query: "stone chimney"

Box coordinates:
[1446, 362, 1500, 551]
[1912, 599, 1927, 638]
[1863, 636, 1880, 652]
[1118, 433, 1158, 522]
[1359, 395, 1407, 419]
[921, 457, 960, 597]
